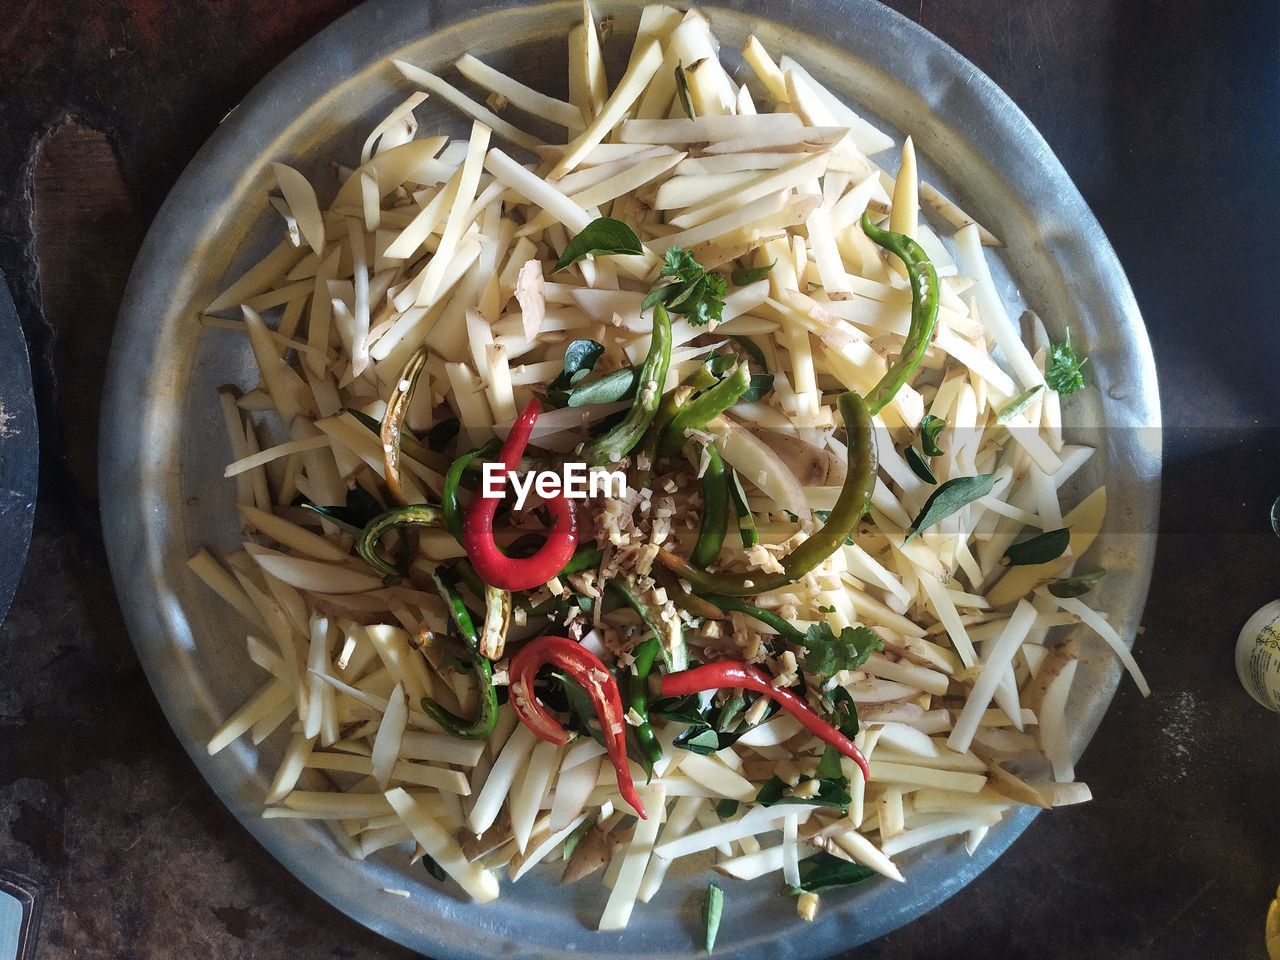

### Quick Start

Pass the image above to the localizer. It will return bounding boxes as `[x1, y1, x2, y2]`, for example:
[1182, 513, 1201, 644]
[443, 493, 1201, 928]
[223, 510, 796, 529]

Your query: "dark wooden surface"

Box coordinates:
[1, 1, 1276, 958]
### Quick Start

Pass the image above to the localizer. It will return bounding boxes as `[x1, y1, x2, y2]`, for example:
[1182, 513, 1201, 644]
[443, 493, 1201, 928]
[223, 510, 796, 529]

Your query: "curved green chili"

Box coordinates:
[442, 438, 501, 541]
[606, 579, 687, 673]
[356, 504, 445, 583]
[725, 466, 759, 548]
[860, 213, 939, 415]
[631, 366, 717, 494]
[626, 636, 663, 767]
[581, 304, 673, 466]
[704, 594, 804, 645]
[421, 571, 499, 740]
[691, 444, 729, 568]
[558, 542, 603, 577]
[658, 363, 750, 456]
[657, 391, 877, 597]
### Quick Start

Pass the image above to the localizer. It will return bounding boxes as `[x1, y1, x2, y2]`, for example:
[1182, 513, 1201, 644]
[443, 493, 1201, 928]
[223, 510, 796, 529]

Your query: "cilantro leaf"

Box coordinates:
[1046, 327, 1088, 396]
[799, 623, 883, 678]
[643, 245, 726, 326]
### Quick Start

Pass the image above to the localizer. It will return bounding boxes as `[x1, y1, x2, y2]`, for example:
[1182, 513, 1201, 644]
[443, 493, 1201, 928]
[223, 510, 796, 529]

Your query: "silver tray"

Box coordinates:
[100, 1, 1161, 957]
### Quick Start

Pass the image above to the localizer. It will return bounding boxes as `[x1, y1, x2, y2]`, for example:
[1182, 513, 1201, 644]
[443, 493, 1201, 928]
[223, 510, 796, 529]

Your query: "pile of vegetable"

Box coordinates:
[191, 2, 1148, 942]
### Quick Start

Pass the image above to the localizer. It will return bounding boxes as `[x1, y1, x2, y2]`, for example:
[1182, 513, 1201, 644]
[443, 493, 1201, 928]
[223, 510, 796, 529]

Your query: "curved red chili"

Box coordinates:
[660, 661, 871, 781]
[509, 635, 646, 819]
[462, 398, 579, 591]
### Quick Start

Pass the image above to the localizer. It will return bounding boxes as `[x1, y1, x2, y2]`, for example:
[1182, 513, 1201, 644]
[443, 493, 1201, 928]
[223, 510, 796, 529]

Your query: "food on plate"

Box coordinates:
[190, 2, 1148, 933]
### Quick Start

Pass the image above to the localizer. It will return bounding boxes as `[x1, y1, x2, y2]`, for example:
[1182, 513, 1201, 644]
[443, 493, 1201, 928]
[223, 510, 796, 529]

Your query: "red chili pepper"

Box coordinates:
[661, 661, 871, 781]
[462, 398, 579, 591]
[509, 635, 646, 819]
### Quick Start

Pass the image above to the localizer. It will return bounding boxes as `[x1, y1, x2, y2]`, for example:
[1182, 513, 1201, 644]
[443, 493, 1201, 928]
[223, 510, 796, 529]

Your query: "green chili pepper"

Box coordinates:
[657, 391, 877, 596]
[581, 304, 673, 466]
[704, 594, 805, 645]
[691, 444, 729, 568]
[356, 504, 445, 583]
[860, 213, 940, 415]
[558, 543, 603, 577]
[442, 438, 501, 542]
[421, 571, 499, 740]
[606, 580, 687, 673]
[659, 363, 750, 456]
[725, 466, 759, 548]
[626, 636, 663, 767]
[631, 366, 717, 495]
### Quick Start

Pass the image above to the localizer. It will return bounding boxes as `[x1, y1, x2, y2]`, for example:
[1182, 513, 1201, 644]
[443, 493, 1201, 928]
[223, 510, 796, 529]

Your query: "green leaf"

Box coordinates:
[553, 217, 644, 273]
[562, 367, 639, 407]
[827, 686, 860, 739]
[714, 798, 739, 819]
[726, 335, 774, 401]
[996, 384, 1045, 424]
[293, 485, 384, 536]
[903, 445, 937, 484]
[1047, 569, 1106, 598]
[918, 414, 946, 457]
[703, 884, 724, 953]
[907, 473, 997, 539]
[421, 853, 447, 883]
[550, 339, 605, 391]
[816, 745, 843, 780]
[730, 261, 775, 285]
[427, 418, 460, 452]
[1046, 327, 1088, 396]
[678, 728, 722, 754]
[550, 671, 606, 747]
[674, 63, 697, 120]
[1003, 527, 1071, 566]
[755, 773, 850, 812]
[799, 623, 883, 678]
[787, 852, 877, 894]
[716, 695, 746, 732]
[645, 245, 726, 326]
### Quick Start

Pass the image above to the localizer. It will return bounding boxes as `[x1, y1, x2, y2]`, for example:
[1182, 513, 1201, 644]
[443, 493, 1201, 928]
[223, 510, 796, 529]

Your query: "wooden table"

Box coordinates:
[0, 1, 1276, 957]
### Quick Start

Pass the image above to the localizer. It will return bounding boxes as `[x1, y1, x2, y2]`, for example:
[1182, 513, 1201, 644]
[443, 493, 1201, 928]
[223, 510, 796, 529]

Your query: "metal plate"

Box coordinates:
[100, 1, 1161, 957]
[0, 273, 38, 628]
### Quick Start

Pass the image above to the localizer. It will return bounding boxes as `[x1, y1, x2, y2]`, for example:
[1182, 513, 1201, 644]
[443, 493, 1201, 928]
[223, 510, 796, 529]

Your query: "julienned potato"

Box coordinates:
[188, 0, 1149, 944]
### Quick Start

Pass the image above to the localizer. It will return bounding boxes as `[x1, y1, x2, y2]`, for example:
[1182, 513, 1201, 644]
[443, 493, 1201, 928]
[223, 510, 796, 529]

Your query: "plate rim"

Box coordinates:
[100, 1, 1161, 957]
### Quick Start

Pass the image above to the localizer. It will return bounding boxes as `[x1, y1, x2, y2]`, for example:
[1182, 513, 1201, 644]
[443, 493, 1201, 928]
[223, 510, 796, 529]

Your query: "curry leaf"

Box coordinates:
[755, 772, 850, 812]
[563, 367, 639, 407]
[674, 63, 697, 120]
[787, 853, 877, 894]
[1003, 527, 1070, 566]
[730, 261, 775, 285]
[903, 445, 937, 484]
[907, 473, 997, 539]
[553, 217, 645, 273]
[1047, 569, 1106, 598]
[918, 414, 946, 457]
[427, 418, 460, 452]
[551, 339, 605, 390]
